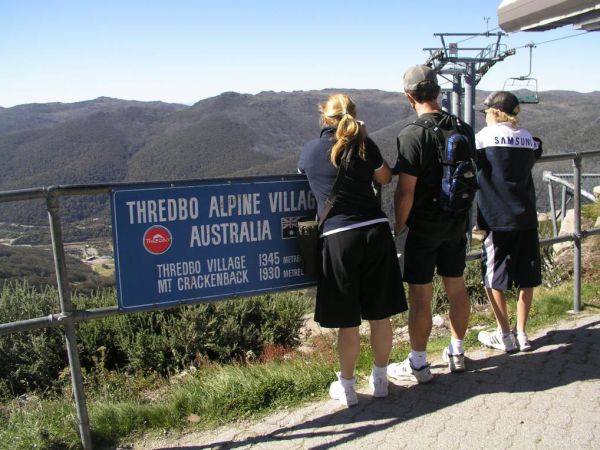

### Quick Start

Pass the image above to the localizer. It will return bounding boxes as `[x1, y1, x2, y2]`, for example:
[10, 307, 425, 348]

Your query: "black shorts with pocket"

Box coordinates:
[315, 223, 407, 328]
[481, 229, 541, 290]
[403, 231, 467, 284]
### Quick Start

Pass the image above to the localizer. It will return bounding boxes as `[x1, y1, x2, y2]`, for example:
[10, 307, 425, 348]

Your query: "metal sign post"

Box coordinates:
[573, 156, 582, 312]
[47, 191, 92, 450]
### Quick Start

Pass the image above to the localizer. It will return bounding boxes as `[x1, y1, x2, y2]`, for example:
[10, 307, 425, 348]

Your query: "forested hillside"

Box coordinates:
[0, 244, 112, 292]
[0, 90, 598, 226]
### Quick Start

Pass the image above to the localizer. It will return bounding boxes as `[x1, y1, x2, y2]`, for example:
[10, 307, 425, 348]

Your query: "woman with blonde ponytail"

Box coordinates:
[319, 94, 368, 165]
[298, 94, 407, 407]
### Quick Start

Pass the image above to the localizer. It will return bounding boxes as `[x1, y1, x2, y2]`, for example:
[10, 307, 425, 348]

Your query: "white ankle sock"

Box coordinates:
[449, 338, 464, 355]
[409, 350, 427, 369]
[372, 364, 387, 377]
[339, 374, 355, 385]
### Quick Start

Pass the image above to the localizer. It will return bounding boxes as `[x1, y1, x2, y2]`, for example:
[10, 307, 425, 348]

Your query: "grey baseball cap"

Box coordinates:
[477, 91, 520, 115]
[403, 65, 438, 91]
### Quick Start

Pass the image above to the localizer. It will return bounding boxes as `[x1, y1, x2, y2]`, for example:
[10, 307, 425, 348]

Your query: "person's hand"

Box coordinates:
[533, 137, 543, 158]
[394, 225, 409, 252]
[394, 226, 409, 275]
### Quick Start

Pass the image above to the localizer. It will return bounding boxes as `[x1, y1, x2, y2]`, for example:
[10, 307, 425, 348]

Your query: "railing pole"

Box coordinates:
[46, 191, 93, 450]
[561, 185, 567, 221]
[547, 179, 558, 237]
[572, 156, 582, 313]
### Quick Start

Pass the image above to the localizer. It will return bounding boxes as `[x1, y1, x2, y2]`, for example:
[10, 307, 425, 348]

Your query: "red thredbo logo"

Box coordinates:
[143, 225, 172, 255]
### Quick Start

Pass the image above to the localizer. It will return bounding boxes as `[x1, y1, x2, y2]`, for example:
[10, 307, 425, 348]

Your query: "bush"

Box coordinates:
[76, 292, 308, 373]
[0, 283, 66, 398]
[431, 260, 487, 313]
[0, 282, 310, 400]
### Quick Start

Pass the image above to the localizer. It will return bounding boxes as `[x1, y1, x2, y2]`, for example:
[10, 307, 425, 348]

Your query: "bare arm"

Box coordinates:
[394, 172, 417, 233]
[373, 161, 392, 185]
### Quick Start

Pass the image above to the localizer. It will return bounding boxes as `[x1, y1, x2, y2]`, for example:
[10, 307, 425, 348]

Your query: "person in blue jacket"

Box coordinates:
[475, 91, 543, 353]
[298, 94, 407, 407]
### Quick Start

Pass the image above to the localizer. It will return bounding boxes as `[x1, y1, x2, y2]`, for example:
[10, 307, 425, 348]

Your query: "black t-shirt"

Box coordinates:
[396, 112, 473, 239]
[298, 127, 387, 233]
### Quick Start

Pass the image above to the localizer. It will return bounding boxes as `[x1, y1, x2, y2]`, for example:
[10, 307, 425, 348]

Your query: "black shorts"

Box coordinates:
[481, 229, 542, 290]
[315, 223, 407, 328]
[403, 232, 467, 284]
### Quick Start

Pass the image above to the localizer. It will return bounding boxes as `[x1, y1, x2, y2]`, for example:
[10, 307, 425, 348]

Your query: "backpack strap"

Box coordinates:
[450, 115, 463, 133]
[452, 115, 477, 148]
[410, 115, 446, 164]
[412, 113, 471, 164]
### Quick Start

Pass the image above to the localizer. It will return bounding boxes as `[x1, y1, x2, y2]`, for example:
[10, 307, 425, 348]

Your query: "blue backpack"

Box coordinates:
[412, 114, 478, 212]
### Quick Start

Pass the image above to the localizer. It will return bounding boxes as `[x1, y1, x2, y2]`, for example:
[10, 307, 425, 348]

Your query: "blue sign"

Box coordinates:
[111, 175, 317, 311]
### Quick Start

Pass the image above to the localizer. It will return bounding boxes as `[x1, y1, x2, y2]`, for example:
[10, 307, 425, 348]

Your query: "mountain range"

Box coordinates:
[1, 89, 599, 226]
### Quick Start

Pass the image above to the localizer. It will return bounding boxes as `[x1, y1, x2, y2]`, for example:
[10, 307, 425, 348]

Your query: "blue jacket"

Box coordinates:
[475, 123, 543, 231]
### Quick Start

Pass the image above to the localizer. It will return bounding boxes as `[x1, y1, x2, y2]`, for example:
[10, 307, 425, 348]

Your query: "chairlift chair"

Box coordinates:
[502, 43, 539, 104]
[503, 76, 539, 104]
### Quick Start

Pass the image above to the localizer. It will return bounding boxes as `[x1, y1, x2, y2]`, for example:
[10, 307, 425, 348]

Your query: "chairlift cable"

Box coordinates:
[513, 31, 588, 50]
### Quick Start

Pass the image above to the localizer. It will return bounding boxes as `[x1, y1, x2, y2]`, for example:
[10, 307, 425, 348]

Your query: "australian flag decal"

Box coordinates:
[281, 216, 300, 239]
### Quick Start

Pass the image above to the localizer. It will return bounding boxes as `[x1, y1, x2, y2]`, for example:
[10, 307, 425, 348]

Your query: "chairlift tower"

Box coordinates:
[424, 32, 515, 129]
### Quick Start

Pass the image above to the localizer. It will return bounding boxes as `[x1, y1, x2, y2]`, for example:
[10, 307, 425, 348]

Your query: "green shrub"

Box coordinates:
[0, 283, 66, 397]
[582, 201, 600, 221]
[76, 292, 308, 374]
[0, 282, 310, 400]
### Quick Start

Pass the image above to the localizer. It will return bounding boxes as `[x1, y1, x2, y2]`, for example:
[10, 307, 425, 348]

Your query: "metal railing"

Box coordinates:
[543, 171, 600, 236]
[0, 150, 599, 449]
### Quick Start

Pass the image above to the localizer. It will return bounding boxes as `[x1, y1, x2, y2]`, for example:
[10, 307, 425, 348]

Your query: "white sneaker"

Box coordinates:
[442, 347, 466, 373]
[478, 330, 517, 353]
[388, 357, 434, 384]
[329, 372, 358, 406]
[368, 370, 389, 397]
[515, 332, 532, 352]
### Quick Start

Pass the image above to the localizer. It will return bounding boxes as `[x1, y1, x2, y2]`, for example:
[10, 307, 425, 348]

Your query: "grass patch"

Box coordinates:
[1, 354, 337, 449]
[0, 400, 81, 449]
[582, 201, 600, 222]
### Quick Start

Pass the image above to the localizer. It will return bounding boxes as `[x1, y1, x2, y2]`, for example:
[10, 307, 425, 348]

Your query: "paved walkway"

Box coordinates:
[139, 314, 600, 450]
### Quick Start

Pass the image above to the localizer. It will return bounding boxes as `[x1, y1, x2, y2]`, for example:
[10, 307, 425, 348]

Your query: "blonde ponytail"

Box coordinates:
[319, 94, 367, 166]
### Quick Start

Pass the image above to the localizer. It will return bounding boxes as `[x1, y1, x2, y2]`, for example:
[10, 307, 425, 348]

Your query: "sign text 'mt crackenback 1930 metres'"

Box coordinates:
[111, 176, 317, 311]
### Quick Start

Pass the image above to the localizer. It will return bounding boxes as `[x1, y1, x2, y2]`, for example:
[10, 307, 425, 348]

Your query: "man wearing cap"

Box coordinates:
[388, 65, 475, 383]
[475, 91, 543, 353]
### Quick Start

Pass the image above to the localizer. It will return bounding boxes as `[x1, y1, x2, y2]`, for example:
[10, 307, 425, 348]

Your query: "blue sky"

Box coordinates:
[1, 0, 598, 107]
